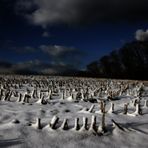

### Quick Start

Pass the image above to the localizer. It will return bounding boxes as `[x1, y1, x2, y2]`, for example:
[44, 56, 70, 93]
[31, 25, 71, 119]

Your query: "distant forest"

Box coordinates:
[78, 41, 148, 80]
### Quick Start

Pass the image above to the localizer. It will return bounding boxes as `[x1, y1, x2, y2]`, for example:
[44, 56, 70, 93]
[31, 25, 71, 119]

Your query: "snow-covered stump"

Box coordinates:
[80, 90, 85, 101]
[3, 91, 8, 101]
[126, 89, 131, 96]
[4, 91, 11, 101]
[130, 98, 139, 107]
[59, 118, 69, 130]
[32, 89, 37, 98]
[11, 119, 20, 124]
[98, 112, 107, 133]
[72, 93, 75, 100]
[143, 100, 148, 108]
[49, 116, 59, 130]
[48, 89, 52, 100]
[60, 91, 65, 100]
[108, 102, 115, 113]
[0, 91, 1, 101]
[89, 116, 97, 132]
[28, 89, 34, 99]
[1, 95, 5, 101]
[36, 97, 42, 104]
[36, 96, 47, 105]
[135, 103, 142, 115]
[16, 93, 22, 102]
[71, 118, 80, 131]
[0, 89, 6, 101]
[7, 91, 13, 101]
[101, 101, 106, 112]
[80, 117, 88, 132]
[22, 94, 30, 103]
[130, 100, 134, 107]
[31, 118, 42, 129]
[26, 95, 31, 103]
[88, 105, 95, 113]
[79, 105, 95, 113]
[107, 91, 114, 101]
[39, 91, 43, 99]
[119, 86, 123, 96]
[95, 100, 106, 114]
[65, 89, 69, 98]
[123, 103, 129, 115]
[65, 95, 73, 101]
[127, 103, 142, 116]
[36, 90, 41, 99]
[20, 93, 27, 103]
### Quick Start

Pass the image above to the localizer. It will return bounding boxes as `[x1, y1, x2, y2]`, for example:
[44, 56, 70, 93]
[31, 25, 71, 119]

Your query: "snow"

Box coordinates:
[0, 76, 148, 148]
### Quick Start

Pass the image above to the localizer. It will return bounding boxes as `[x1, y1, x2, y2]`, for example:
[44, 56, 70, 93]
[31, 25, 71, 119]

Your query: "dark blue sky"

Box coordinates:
[0, 0, 148, 74]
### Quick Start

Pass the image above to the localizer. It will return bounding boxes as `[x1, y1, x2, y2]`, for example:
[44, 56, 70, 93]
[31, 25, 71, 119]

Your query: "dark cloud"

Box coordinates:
[40, 45, 78, 57]
[39, 45, 84, 65]
[0, 60, 78, 75]
[42, 31, 50, 37]
[11, 44, 84, 61]
[0, 61, 12, 68]
[0, 61, 13, 74]
[0, 44, 84, 74]
[0, 40, 15, 50]
[15, 0, 148, 27]
[13, 60, 56, 74]
[135, 29, 148, 41]
[0, 41, 36, 54]
[12, 46, 36, 53]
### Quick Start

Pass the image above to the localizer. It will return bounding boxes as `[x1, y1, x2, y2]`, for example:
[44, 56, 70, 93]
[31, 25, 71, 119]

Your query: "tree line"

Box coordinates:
[85, 41, 148, 80]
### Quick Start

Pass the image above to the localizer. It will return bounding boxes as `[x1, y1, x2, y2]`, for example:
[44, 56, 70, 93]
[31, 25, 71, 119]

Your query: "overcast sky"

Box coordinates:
[0, 0, 148, 74]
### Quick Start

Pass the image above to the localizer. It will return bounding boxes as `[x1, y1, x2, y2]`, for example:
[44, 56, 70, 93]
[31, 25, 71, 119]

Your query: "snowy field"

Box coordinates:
[0, 75, 148, 148]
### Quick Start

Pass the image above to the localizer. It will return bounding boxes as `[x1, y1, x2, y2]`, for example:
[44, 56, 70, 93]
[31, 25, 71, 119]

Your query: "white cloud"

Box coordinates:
[135, 29, 148, 41]
[39, 45, 76, 57]
[42, 31, 50, 37]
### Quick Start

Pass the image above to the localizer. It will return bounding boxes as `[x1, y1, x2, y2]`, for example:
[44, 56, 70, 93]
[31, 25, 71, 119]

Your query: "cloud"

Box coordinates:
[0, 43, 84, 71]
[40, 45, 76, 57]
[0, 40, 15, 50]
[13, 60, 58, 74]
[0, 60, 78, 75]
[0, 43, 85, 74]
[0, 40, 36, 54]
[135, 29, 148, 41]
[0, 61, 12, 68]
[15, 0, 148, 27]
[40, 61, 77, 74]
[0, 61, 14, 74]
[11, 44, 83, 61]
[39, 45, 84, 66]
[42, 31, 50, 37]
[12, 46, 36, 53]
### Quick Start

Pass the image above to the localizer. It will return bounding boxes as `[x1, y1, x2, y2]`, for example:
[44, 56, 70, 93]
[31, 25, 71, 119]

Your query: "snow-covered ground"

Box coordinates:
[0, 76, 148, 148]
